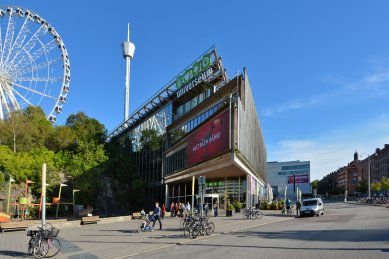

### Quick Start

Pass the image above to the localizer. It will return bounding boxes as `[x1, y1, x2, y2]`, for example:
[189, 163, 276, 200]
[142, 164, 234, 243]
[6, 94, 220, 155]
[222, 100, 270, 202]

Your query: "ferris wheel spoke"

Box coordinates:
[0, 24, 3, 64]
[0, 99, 4, 120]
[12, 87, 35, 106]
[17, 39, 58, 70]
[1, 9, 16, 66]
[16, 76, 63, 83]
[3, 14, 30, 66]
[5, 87, 20, 110]
[8, 24, 47, 68]
[0, 86, 12, 117]
[13, 82, 57, 100]
[19, 57, 62, 76]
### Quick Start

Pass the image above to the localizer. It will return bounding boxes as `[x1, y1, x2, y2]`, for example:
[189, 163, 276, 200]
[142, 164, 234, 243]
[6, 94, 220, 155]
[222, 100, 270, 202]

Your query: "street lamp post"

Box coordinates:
[6, 176, 15, 213]
[55, 183, 68, 218]
[368, 156, 371, 198]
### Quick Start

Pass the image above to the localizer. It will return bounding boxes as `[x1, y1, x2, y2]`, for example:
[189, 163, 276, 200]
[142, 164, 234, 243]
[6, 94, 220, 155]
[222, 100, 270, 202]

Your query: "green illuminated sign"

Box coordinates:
[176, 54, 211, 90]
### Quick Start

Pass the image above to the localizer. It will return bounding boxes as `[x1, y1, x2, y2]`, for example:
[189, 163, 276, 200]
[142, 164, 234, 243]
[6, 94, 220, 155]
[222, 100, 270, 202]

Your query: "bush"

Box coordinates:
[228, 203, 235, 211]
[234, 201, 242, 209]
[260, 201, 269, 210]
[269, 202, 276, 210]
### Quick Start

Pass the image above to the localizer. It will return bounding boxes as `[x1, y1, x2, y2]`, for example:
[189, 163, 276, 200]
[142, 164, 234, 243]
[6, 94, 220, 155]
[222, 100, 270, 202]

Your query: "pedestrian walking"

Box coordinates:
[296, 200, 301, 216]
[161, 203, 166, 219]
[213, 202, 218, 217]
[186, 202, 191, 213]
[175, 202, 179, 217]
[204, 203, 209, 217]
[180, 202, 186, 218]
[170, 203, 175, 217]
[152, 202, 162, 230]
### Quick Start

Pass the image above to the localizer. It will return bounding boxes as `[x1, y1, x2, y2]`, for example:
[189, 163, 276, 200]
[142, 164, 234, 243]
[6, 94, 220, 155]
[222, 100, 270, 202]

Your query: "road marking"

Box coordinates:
[114, 217, 293, 259]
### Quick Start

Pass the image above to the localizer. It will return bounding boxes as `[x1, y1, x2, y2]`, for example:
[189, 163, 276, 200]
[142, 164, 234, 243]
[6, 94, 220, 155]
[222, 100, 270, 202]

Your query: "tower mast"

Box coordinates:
[121, 23, 135, 121]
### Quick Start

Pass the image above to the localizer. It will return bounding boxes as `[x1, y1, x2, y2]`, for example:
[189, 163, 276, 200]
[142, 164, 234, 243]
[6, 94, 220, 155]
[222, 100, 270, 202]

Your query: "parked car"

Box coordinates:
[300, 198, 324, 217]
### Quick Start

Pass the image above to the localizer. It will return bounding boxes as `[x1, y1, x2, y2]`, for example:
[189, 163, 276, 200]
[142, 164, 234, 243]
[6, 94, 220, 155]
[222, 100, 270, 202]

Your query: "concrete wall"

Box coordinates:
[236, 69, 267, 183]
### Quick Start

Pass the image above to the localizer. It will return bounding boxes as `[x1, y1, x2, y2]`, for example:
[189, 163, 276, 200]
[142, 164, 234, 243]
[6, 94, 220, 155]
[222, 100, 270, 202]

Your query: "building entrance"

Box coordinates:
[195, 194, 219, 214]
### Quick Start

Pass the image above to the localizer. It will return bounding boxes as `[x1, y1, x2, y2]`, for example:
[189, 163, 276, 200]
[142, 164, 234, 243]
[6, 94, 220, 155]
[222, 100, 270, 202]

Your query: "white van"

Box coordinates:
[300, 198, 324, 217]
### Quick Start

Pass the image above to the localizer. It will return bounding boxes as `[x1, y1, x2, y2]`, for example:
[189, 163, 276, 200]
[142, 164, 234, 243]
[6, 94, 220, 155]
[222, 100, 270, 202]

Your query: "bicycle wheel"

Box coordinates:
[45, 238, 61, 258]
[243, 210, 250, 219]
[256, 210, 264, 219]
[33, 240, 49, 259]
[28, 236, 37, 255]
[206, 222, 215, 235]
[192, 223, 201, 239]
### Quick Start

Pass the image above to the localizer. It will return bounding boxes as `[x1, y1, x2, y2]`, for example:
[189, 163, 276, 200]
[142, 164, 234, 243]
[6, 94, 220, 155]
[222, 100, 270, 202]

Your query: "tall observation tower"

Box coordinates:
[121, 24, 135, 121]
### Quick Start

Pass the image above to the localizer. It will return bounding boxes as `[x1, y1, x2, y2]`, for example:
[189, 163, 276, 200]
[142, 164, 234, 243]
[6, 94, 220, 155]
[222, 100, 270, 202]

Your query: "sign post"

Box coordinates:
[191, 176, 195, 214]
[198, 176, 206, 217]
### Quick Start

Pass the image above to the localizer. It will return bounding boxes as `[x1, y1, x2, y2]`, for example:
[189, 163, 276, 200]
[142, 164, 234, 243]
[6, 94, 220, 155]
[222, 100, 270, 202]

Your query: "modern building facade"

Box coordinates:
[108, 47, 267, 210]
[267, 160, 311, 200]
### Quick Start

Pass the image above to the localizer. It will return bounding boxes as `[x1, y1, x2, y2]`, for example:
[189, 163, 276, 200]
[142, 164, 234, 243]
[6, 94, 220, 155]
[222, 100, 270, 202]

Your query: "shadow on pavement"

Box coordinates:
[0, 251, 29, 258]
[227, 228, 389, 243]
[175, 242, 389, 253]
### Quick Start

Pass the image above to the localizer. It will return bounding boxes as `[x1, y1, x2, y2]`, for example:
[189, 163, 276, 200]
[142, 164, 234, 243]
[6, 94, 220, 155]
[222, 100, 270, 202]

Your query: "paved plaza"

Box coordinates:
[1, 202, 388, 259]
[0, 210, 292, 259]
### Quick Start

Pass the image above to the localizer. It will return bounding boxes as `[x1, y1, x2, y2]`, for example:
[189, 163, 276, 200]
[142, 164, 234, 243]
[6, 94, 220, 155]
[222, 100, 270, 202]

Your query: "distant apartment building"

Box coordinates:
[318, 144, 389, 196]
[267, 161, 311, 200]
[371, 145, 389, 181]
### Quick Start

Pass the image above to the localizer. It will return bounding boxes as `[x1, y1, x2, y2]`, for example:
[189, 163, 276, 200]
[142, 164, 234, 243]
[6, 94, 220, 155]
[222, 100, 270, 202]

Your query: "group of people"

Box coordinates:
[170, 202, 191, 218]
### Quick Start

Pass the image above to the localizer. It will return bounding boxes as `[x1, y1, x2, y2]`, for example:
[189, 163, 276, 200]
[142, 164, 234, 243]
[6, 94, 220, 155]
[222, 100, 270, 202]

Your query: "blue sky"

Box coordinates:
[6, 1, 389, 180]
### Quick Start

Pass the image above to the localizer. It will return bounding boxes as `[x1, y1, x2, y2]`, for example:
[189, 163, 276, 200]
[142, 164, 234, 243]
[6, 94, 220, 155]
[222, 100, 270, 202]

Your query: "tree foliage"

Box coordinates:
[0, 106, 147, 215]
[371, 181, 382, 193]
[355, 180, 368, 193]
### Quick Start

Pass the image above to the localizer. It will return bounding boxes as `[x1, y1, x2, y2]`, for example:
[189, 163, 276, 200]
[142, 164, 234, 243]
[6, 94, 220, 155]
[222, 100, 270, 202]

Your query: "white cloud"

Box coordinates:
[261, 68, 389, 117]
[364, 69, 389, 84]
[267, 115, 389, 181]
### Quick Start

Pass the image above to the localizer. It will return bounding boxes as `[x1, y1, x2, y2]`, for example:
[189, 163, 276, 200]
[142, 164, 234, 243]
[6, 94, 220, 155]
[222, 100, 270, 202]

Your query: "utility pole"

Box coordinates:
[368, 156, 371, 198]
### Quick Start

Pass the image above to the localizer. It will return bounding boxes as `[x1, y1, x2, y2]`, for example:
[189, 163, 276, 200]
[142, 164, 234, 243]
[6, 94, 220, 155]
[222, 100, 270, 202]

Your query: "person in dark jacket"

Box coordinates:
[152, 202, 162, 230]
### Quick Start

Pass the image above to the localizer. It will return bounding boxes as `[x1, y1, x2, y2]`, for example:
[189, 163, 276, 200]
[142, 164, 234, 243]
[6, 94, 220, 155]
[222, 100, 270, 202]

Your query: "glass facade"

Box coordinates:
[131, 103, 172, 151]
[174, 86, 213, 120]
[168, 99, 227, 147]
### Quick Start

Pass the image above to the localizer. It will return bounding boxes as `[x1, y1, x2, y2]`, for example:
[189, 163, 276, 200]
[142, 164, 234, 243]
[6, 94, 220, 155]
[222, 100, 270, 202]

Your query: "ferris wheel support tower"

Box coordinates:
[121, 23, 135, 121]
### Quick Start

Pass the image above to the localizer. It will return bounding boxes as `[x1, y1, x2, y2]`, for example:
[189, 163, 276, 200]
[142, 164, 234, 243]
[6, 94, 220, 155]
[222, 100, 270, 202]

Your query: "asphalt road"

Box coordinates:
[138, 202, 389, 259]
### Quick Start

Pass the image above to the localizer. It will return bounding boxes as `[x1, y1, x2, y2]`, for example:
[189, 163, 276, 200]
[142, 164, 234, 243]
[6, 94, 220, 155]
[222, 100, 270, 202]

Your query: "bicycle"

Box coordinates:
[183, 215, 215, 239]
[27, 223, 61, 258]
[243, 208, 263, 220]
[191, 216, 215, 238]
[281, 205, 294, 215]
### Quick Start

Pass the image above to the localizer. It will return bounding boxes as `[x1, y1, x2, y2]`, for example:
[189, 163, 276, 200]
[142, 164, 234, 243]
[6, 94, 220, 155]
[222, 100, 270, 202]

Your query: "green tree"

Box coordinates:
[0, 110, 26, 153]
[371, 182, 382, 193]
[66, 112, 107, 143]
[311, 180, 319, 190]
[380, 177, 389, 195]
[103, 140, 145, 212]
[355, 180, 368, 194]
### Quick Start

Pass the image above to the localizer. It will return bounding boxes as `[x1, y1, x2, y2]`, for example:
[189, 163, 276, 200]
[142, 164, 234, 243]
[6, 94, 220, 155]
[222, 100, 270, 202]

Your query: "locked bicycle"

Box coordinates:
[27, 223, 61, 258]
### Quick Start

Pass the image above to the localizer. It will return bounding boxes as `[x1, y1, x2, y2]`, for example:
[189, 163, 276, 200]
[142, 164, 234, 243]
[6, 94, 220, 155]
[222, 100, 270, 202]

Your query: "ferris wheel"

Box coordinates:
[0, 6, 70, 123]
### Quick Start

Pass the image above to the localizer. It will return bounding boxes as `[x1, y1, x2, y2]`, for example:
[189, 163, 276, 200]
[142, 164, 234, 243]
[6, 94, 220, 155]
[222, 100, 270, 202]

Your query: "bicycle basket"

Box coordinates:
[50, 227, 60, 238]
